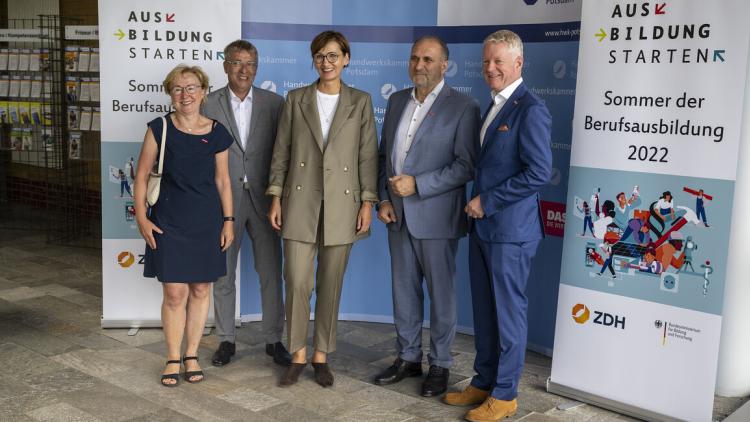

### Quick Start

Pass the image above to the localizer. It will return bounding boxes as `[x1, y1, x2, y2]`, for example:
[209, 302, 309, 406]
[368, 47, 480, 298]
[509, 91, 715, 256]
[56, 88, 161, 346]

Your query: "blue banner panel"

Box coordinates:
[239, 2, 580, 352]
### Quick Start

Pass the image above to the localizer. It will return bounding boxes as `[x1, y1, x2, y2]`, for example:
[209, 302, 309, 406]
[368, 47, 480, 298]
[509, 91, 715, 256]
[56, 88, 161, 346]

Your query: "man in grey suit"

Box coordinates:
[374, 36, 479, 396]
[202, 40, 291, 367]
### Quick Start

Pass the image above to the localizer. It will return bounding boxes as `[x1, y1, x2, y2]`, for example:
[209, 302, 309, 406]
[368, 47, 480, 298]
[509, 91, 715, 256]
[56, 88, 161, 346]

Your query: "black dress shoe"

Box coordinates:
[373, 358, 423, 385]
[266, 342, 292, 366]
[312, 362, 334, 387]
[211, 341, 235, 366]
[421, 365, 449, 397]
[279, 362, 306, 387]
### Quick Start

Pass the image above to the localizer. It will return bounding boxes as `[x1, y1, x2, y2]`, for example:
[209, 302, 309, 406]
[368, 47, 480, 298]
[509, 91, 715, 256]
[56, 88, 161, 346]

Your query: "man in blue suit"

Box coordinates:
[443, 30, 552, 421]
[373, 35, 480, 397]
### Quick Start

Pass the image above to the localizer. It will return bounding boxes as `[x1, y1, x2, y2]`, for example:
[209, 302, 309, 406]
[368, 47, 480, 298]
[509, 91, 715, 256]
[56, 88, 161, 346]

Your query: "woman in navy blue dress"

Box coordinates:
[134, 65, 234, 387]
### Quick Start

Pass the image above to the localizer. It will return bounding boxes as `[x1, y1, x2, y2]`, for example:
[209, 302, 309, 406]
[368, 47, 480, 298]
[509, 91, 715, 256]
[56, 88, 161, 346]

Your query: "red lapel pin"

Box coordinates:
[498, 124, 510, 132]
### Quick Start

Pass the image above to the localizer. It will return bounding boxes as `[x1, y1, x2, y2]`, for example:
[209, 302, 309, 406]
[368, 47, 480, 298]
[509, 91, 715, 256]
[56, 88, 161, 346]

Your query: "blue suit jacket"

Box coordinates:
[378, 84, 480, 239]
[473, 82, 552, 243]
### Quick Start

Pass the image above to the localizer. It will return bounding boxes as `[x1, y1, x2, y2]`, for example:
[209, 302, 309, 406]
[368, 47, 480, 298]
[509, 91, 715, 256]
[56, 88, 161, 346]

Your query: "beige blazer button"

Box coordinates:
[343, 166, 349, 171]
[296, 185, 302, 190]
[345, 189, 350, 194]
[300, 162, 305, 167]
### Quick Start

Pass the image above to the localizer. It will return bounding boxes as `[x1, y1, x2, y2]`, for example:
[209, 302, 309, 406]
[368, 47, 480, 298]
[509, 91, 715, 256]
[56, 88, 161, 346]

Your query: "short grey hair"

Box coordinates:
[483, 30, 523, 58]
[224, 39, 258, 59]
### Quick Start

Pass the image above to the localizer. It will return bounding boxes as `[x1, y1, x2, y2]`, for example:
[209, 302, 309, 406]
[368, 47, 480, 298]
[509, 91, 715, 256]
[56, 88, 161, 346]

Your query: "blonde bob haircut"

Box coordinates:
[162, 64, 210, 95]
[483, 30, 524, 58]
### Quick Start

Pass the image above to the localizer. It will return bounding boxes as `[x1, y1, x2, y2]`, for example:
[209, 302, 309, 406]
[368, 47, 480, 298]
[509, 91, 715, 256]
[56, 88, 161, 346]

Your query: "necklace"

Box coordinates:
[320, 103, 335, 123]
[317, 92, 338, 123]
[174, 116, 198, 133]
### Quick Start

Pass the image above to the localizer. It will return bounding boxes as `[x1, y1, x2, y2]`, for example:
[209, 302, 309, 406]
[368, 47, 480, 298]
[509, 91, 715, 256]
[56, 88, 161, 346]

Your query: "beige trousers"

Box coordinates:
[283, 234, 352, 354]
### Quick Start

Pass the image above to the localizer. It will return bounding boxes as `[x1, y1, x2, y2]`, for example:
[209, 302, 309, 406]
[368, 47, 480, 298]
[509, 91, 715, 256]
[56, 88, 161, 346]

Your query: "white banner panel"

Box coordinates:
[551, 1, 750, 420]
[569, 0, 749, 181]
[102, 239, 166, 323]
[102, 239, 222, 325]
[553, 285, 721, 421]
[99, 0, 241, 327]
[99, 1, 239, 142]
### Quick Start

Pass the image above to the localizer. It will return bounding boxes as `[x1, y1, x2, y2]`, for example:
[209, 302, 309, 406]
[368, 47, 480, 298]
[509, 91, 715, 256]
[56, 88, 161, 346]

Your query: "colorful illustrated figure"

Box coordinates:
[700, 260, 713, 296]
[655, 231, 686, 271]
[684, 186, 712, 228]
[619, 216, 651, 245]
[593, 199, 616, 239]
[653, 190, 686, 225]
[695, 189, 709, 227]
[622, 244, 663, 274]
[580, 201, 594, 236]
[679, 235, 698, 273]
[118, 169, 132, 198]
[597, 235, 617, 278]
[613, 191, 641, 232]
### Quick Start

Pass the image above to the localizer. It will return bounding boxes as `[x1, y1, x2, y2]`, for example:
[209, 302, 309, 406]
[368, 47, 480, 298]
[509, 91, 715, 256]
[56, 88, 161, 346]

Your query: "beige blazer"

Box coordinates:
[266, 82, 378, 246]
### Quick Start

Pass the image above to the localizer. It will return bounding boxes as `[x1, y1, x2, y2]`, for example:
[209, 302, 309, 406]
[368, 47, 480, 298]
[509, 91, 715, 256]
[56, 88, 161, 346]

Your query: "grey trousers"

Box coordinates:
[213, 188, 284, 344]
[283, 233, 352, 355]
[388, 222, 458, 368]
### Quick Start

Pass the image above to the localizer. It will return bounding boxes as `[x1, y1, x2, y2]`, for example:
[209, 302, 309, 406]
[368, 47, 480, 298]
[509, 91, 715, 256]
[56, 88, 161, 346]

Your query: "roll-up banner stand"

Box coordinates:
[549, 1, 750, 421]
[99, 0, 241, 327]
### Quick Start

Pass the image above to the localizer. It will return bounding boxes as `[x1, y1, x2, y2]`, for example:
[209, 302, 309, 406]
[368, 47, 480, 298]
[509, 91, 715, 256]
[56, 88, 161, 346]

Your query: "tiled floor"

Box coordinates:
[0, 229, 746, 421]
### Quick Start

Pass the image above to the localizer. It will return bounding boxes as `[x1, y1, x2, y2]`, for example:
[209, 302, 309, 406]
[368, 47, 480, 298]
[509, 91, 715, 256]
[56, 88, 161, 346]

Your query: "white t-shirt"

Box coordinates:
[316, 90, 339, 147]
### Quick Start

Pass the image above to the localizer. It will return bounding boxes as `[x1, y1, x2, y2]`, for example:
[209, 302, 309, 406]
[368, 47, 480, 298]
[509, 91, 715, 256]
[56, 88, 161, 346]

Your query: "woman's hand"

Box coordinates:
[220, 221, 234, 251]
[268, 196, 282, 232]
[137, 217, 163, 250]
[356, 202, 373, 235]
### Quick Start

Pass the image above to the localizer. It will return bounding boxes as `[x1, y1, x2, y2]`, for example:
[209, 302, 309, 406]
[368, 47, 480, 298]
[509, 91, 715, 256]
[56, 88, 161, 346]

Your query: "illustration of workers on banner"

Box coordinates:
[574, 182, 716, 298]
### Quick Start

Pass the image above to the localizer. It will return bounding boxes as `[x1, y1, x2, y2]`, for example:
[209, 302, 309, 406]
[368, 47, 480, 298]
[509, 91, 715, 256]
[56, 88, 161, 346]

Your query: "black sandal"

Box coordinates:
[183, 356, 204, 383]
[161, 359, 181, 387]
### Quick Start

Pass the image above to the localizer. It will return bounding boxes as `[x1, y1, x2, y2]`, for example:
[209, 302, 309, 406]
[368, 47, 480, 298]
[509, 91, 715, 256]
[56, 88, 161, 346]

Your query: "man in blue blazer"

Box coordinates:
[443, 30, 552, 421]
[373, 36, 479, 397]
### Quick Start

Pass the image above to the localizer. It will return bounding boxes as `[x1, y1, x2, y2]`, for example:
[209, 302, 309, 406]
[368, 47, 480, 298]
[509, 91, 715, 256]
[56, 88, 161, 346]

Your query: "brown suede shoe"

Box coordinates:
[279, 362, 306, 387]
[312, 362, 334, 387]
[443, 385, 490, 406]
[465, 397, 517, 422]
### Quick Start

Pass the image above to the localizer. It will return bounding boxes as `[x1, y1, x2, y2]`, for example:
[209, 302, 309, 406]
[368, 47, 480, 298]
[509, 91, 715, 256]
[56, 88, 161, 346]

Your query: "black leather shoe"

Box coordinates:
[211, 341, 235, 366]
[373, 358, 423, 385]
[279, 362, 306, 387]
[421, 365, 449, 397]
[266, 342, 292, 366]
[312, 362, 334, 387]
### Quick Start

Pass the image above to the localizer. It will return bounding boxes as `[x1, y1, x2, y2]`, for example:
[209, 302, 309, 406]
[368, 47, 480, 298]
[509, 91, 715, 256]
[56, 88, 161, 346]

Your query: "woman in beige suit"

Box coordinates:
[266, 31, 378, 387]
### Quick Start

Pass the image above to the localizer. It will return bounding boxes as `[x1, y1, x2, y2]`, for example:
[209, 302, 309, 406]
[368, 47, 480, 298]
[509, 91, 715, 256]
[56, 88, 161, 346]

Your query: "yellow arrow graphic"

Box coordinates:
[113, 29, 124, 40]
[595, 28, 607, 42]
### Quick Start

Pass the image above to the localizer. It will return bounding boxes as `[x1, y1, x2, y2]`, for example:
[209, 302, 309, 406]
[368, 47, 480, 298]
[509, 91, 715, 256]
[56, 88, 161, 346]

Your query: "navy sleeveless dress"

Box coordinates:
[143, 114, 233, 282]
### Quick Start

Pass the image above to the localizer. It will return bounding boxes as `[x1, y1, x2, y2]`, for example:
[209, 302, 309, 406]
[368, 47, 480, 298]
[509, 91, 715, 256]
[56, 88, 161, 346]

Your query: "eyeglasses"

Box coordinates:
[313, 52, 340, 64]
[170, 85, 201, 96]
[225, 60, 258, 68]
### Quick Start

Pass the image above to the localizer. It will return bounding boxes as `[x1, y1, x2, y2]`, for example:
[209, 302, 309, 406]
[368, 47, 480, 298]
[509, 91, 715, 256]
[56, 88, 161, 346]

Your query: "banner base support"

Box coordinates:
[556, 401, 583, 411]
[101, 318, 239, 329]
[546, 378, 681, 422]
